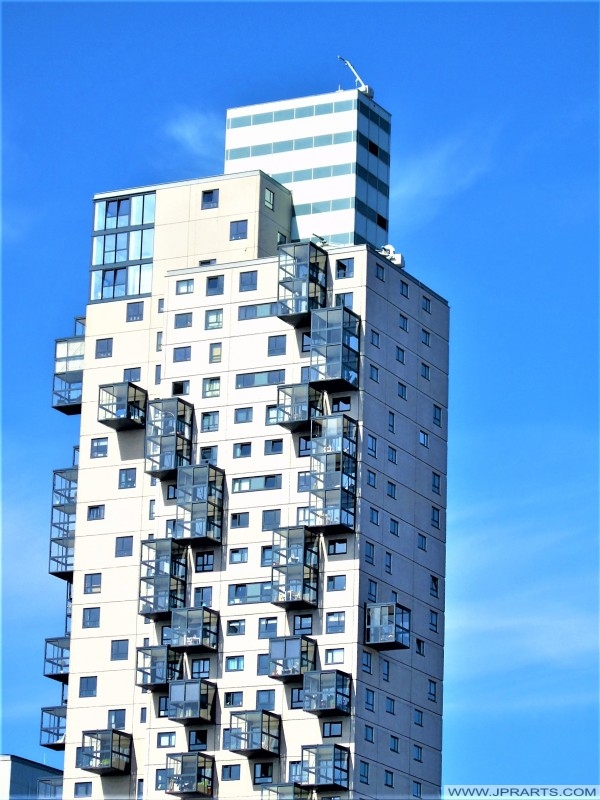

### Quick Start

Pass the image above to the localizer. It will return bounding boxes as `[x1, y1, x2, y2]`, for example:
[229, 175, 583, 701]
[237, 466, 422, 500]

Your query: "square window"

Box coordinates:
[209, 342, 222, 363]
[227, 619, 246, 636]
[336, 258, 354, 278]
[126, 301, 144, 322]
[265, 438, 283, 455]
[172, 380, 190, 397]
[200, 445, 217, 463]
[230, 512, 249, 529]
[327, 575, 346, 592]
[174, 346, 191, 362]
[202, 377, 220, 398]
[326, 611, 345, 634]
[256, 689, 275, 710]
[189, 730, 207, 752]
[82, 607, 100, 628]
[90, 437, 108, 458]
[323, 721, 343, 738]
[365, 688, 375, 712]
[84, 573, 101, 594]
[201, 189, 219, 209]
[234, 407, 253, 423]
[110, 640, 129, 661]
[176, 279, 194, 295]
[264, 187, 275, 210]
[335, 291, 353, 309]
[95, 338, 113, 358]
[115, 536, 133, 557]
[74, 783, 92, 798]
[262, 509, 281, 530]
[191, 658, 210, 679]
[268, 334, 286, 356]
[327, 539, 347, 555]
[79, 676, 97, 697]
[195, 551, 214, 572]
[157, 731, 176, 748]
[230, 219, 248, 240]
[258, 617, 278, 638]
[174, 312, 192, 329]
[294, 614, 313, 635]
[206, 275, 224, 296]
[205, 309, 223, 329]
[193, 586, 212, 608]
[118, 467, 136, 489]
[239, 270, 257, 291]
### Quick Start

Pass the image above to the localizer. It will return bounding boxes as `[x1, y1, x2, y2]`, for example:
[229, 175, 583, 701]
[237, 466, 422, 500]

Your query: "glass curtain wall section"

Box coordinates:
[52, 319, 85, 413]
[145, 399, 193, 479]
[49, 467, 77, 579]
[174, 464, 224, 544]
[308, 415, 358, 531]
[309, 307, 360, 390]
[138, 539, 187, 618]
[98, 382, 147, 430]
[271, 527, 318, 608]
[277, 241, 327, 326]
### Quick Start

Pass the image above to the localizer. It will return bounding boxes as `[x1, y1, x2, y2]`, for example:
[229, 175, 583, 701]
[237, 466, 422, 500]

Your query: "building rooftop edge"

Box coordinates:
[226, 87, 391, 119]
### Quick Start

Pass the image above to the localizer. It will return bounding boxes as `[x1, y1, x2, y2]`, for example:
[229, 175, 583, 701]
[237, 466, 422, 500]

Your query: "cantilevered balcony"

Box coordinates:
[40, 704, 67, 750]
[307, 415, 358, 533]
[52, 318, 85, 414]
[77, 730, 132, 775]
[174, 464, 224, 545]
[136, 646, 181, 690]
[275, 384, 324, 433]
[44, 637, 70, 683]
[98, 382, 147, 430]
[365, 602, 411, 650]
[139, 539, 186, 619]
[299, 744, 350, 790]
[48, 467, 77, 580]
[303, 670, 351, 716]
[309, 306, 360, 391]
[165, 753, 214, 797]
[268, 636, 316, 682]
[271, 527, 318, 609]
[229, 711, 281, 757]
[37, 777, 63, 798]
[168, 679, 216, 724]
[145, 398, 193, 479]
[277, 241, 327, 327]
[170, 607, 219, 652]
[261, 786, 311, 800]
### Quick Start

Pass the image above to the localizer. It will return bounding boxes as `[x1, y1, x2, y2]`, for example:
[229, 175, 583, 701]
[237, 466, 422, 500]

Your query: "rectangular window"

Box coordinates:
[390, 734, 399, 752]
[327, 575, 346, 592]
[195, 551, 214, 572]
[207, 342, 222, 365]
[225, 655, 244, 672]
[362, 650, 372, 673]
[430, 610, 439, 632]
[74, 783, 92, 798]
[126, 301, 144, 322]
[422, 295, 431, 312]
[230, 512, 249, 529]
[416, 638, 426, 656]
[79, 676, 97, 697]
[222, 764, 241, 781]
[202, 377, 220, 398]
[118, 467, 136, 489]
[431, 575, 440, 597]
[174, 312, 192, 329]
[375, 263, 385, 280]
[157, 731, 176, 748]
[257, 654, 270, 676]
[419, 430, 429, 447]
[388, 446, 397, 464]
[224, 691, 243, 708]
[421, 362, 431, 380]
[370, 330, 380, 347]
[231, 474, 282, 492]
[239, 270, 257, 291]
[154, 364, 161, 385]
[265, 438, 283, 455]
[234, 407, 253, 423]
[188, 730, 207, 752]
[253, 763, 273, 785]
[95, 338, 113, 358]
[267, 334, 286, 356]
[367, 579, 377, 602]
[262, 509, 281, 530]
[369, 364, 379, 382]
[382, 659, 390, 681]
[367, 470, 376, 488]
[256, 689, 275, 711]
[364, 724, 374, 742]
[205, 309, 223, 329]
[327, 539, 347, 555]
[90, 437, 108, 458]
[228, 581, 272, 605]
[422, 328, 431, 346]
[82, 607, 100, 628]
[84, 573, 101, 594]
[158, 697, 169, 717]
[398, 381, 407, 400]
[301, 332, 311, 352]
[323, 721, 342, 737]
[156, 331, 163, 352]
[428, 680, 437, 701]
[387, 481, 397, 499]
[414, 708, 424, 725]
[432, 472, 441, 494]
[418, 533, 427, 551]
[336, 258, 354, 278]
[434, 405, 443, 426]
[325, 648, 344, 665]
[386, 696, 395, 714]
[399, 314, 408, 331]
[335, 291, 353, 309]
[227, 619, 246, 636]
[400, 280, 409, 297]
[326, 611, 345, 634]
[367, 435, 377, 457]
[390, 518, 399, 536]
[369, 508, 379, 525]
[176, 278, 194, 294]
[264, 187, 275, 210]
[229, 548, 248, 564]
[431, 506, 440, 529]
[359, 761, 369, 784]
[365, 688, 375, 712]
[87, 505, 105, 521]
[115, 536, 133, 557]
[123, 367, 141, 383]
[414, 744, 423, 762]
[201, 411, 219, 432]
[365, 541, 374, 564]
[191, 658, 210, 679]
[258, 617, 278, 638]
[294, 614, 313, 635]
[149, 499, 155, 520]
[201, 189, 219, 209]
[388, 411, 395, 433]
[235, 369, 285, 388]
[385, 552, 392, 574]
[110, 640, 129, 661]
[230, 219, 248, 240]
[385, 770, 394, 788]
[174, 346, 191, 362]
[396, 346, 405, 364]
[265, 405, 278, 424]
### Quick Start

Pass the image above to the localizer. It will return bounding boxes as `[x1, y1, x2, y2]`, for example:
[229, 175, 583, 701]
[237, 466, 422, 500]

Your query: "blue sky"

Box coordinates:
[2, 0, 598, 787]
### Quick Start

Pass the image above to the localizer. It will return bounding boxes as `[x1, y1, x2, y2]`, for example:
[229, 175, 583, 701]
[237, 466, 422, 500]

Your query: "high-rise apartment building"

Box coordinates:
[41, 85, 448, 800]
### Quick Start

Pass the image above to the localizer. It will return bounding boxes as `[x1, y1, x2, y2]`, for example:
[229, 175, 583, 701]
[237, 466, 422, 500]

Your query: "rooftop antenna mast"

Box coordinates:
[337, 55, 374, 99]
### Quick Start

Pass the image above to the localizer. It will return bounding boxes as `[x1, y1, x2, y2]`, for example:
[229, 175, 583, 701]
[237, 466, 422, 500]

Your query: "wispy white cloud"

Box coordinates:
[390, 120, 503, 232]
[163, 109, 225, 171]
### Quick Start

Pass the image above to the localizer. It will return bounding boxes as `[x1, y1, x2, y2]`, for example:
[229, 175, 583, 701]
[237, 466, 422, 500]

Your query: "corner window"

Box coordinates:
[201, 189, 219, 209]
[230, 219, 248, 240]
[95, 338, 113, 359]
[206, 275, 224, 296]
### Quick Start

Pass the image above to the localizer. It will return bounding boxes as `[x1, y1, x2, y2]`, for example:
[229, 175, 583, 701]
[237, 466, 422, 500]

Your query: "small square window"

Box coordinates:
[118, 467, 136, 489]
[189, 729, 207, 751]
[82, 607, 100, 628]
[176, 279, 194, 295]
[95, 338, 113, 359]
[230, 219, 248, 240]
[84, 573, 101, 594]
[110, 640, 129, 661]
[234, 407, 253, 424]
[327, 575, 346, 592]
[115, 536, 133, 557]
[205, 309, 223, 329]
[90, 437, 108, 458]
[262, 509, 281, 530]
[268, 334, 286, 356]
[172, 380, 190, 396]
[174, 346, 191, 363]
[265, 439, 283, 455]
[195, 551, 214, 572]
[264, 187, 275, 210]
[335, 291, 353, 309]
[126, 301, 144, 322]
[336, 258, 354, 278]
[206, 275, 224, 296]
[201, 411, 219, 432]
[202, 189, 219, 209]
[79, 676, 97, 697]
[256, 689, 275, 710]
[294, 614, 313, 635]
[239, 270, 257, 291]
[328, 539, 347, 555]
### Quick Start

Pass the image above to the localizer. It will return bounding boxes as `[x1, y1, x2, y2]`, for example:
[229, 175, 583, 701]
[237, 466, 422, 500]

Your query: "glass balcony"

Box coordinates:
[168, 679, 216, 724]
[271, 527, 318, 609]
[307, 415, 358, 533]
[268, 636, 316, 682]
[309, 306, 360, 390]
[174, 464, 224, 545]
[37, 777, 63, 799]
[136, 646, 181, 690]
[229, 710, 281, 757]
[275, 384, 324, 432]
[48, 467, 77, 580]
[299, 744, 350, 789]
[165, 753, 214, 797]
[98, 382, 147, 430]
[303, 670, 351, 716]
[44, 636, 70, 682]
[78, 730, 132, 775]
[139, 539, 187, 619]
[365, 602, 411, 650]
[170, 607, 219, 652]
[145, 398, 193, 479]
[277, 241, 327, 327]
[261, 786, 311, 800]
[40, 704, 67, 750]
[52, 318, 85, 414]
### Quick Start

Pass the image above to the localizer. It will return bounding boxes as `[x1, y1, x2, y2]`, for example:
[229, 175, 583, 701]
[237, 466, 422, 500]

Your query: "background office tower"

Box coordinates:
[43, 85, 448, 800]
